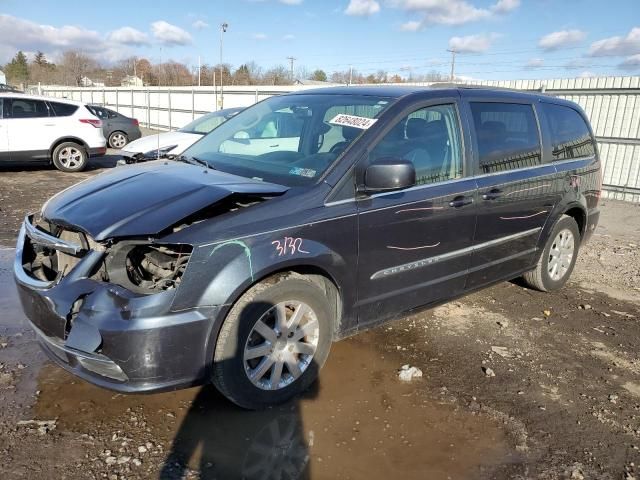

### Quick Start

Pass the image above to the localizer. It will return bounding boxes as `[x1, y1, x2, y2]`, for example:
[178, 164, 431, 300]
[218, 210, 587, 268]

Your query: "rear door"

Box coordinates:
[0, 98, 9, 161]
[356, 98, 477, 325]
[462, 94, 557, 289]
[6, 97, 54, 159]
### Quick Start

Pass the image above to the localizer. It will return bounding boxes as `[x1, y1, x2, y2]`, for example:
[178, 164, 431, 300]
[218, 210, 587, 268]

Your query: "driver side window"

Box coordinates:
[370, 104, 463, 186]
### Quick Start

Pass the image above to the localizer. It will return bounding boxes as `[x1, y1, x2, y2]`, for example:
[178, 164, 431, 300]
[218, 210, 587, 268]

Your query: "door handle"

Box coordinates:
[449, 196, 474, 208]
[482, 188, 502, 201]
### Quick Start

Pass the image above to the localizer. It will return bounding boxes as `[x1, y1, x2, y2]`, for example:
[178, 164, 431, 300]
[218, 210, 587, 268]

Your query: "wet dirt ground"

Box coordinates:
[1, 156, 639, 479]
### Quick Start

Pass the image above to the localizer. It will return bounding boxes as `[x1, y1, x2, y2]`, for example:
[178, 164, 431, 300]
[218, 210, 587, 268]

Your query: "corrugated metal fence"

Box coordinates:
[36, 76, 640, 202]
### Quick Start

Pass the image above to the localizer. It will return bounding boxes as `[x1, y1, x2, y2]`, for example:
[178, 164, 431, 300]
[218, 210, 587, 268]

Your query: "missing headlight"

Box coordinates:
[106, 244, 192, 294]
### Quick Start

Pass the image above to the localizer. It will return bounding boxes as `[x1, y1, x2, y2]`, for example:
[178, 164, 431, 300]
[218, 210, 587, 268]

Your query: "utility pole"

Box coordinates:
[220, 22, 228, 109]
[198, 55, 201, 87]
[349, 65, 353, 86]
[447, 48, 457, 81]
[287, 56, 296, 82]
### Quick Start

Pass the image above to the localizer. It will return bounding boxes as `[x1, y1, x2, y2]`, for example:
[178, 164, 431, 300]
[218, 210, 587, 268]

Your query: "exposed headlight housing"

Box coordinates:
[105, 243, 192, 294]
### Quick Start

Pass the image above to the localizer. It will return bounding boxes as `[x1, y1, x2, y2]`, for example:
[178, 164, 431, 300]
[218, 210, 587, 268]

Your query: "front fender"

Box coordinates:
[171, 233, 347, 312]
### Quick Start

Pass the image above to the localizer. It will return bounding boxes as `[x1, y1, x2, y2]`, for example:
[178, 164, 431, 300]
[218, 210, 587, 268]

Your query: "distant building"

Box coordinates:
[0, 70, 6, 85]
[121, 75, 144, 87]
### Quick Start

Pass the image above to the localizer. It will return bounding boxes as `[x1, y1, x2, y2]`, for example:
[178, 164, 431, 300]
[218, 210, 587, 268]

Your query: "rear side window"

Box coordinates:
[9, 98, 50, 118]
[542, 103, 595, 160]
[470, 102, 541, 173]
[49, 102, 79, 117]
[0, 99, 3, 119]
[87, 106, 108, 119]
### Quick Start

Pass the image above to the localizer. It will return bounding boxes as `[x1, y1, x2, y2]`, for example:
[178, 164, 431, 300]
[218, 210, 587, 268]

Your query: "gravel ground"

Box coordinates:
[0, 154, 639, 479]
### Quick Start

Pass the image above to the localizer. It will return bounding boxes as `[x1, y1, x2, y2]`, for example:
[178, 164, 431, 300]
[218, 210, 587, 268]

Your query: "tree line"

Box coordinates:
[2, 50, 448, 88]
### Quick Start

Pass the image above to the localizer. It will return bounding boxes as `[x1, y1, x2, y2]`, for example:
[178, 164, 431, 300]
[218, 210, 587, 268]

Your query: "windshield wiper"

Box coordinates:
[177, 155, 215, 170]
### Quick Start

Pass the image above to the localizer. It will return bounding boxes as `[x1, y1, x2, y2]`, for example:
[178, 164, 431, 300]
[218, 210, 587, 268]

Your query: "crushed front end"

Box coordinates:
[14, 214, 218, 393]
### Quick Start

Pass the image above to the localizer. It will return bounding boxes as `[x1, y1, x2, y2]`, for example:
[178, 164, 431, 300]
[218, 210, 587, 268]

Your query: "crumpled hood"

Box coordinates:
[120, 131, 202, 156]
[42, 161, 288, 241]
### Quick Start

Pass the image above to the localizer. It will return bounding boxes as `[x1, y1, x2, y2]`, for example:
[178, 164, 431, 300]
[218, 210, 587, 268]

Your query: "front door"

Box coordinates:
[356, 101, 477, 326]
[463, 98, 557, 289]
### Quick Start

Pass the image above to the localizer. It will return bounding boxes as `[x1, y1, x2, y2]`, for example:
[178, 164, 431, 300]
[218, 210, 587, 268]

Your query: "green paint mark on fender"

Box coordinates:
[209, 240, 254, 282]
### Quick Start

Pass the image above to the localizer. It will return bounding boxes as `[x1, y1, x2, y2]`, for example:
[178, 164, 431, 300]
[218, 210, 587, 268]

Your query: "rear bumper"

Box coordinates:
[89, 146, 107, 157]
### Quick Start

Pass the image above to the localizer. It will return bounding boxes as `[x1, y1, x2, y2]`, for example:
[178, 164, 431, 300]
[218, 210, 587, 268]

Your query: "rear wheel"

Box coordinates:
[108, 131, 128, 149]
[213, 275, 333, 410]
[522, 215, 580, 292]
[52, 142, 88, 172]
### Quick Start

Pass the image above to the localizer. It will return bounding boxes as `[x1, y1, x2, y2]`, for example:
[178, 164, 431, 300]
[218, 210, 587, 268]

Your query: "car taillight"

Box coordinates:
[132, 119, 139, 126]
[80, 119, 102, 128]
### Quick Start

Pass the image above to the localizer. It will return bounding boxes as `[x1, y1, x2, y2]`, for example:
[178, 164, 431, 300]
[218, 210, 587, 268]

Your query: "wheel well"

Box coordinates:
[564, 207, 586, 238]
[50, 137, 89, 157]
[109, 130, 126, 137]
[240, 267, 343, 335]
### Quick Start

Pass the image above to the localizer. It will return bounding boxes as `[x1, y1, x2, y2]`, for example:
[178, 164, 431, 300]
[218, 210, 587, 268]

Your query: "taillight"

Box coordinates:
[80, 119, 102, 128]
[132, 119, 139, 126]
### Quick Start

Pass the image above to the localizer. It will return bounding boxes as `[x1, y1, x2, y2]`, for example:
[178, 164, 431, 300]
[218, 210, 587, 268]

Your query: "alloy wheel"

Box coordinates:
[58, 147, 83, 169]
[243, 301, 320, 391]
[548, 228, 575, 281]
[110, 133, 127, 148]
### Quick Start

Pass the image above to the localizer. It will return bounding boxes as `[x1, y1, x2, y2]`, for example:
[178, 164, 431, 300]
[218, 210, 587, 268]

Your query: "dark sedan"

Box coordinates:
[87, 105, 142, 149]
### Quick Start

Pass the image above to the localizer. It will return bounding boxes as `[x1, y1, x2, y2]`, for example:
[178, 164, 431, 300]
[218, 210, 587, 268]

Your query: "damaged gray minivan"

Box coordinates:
[15, 86, 601, 409]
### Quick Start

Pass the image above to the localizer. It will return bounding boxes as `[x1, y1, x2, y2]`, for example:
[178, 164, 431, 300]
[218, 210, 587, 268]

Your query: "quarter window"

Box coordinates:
[370, 104, 463, 186]
[542, 103, 595, 160]
[470, 102, 541, 173]
[9, 99, 49, 118]
[49, 102, 79, 117]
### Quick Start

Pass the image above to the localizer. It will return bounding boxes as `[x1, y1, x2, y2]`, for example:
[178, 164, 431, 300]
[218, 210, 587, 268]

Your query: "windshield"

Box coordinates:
[179, 110, 238, 135]
[182, 94, 393, 187]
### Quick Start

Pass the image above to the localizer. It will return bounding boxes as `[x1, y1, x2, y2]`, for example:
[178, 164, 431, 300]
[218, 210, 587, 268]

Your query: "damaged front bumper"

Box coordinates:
[14, 216, 218, 393]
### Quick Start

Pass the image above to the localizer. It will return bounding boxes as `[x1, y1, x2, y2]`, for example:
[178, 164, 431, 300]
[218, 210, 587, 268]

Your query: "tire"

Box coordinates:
[522, 215, 580, 292]
[108, 131, 128, 149]
[52, 142, 88, 172]
[213, 275, 333, 410]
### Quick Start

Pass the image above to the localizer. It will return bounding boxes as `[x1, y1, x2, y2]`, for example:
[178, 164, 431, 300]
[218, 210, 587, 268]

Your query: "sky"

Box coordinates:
[0, 0, 639, 81]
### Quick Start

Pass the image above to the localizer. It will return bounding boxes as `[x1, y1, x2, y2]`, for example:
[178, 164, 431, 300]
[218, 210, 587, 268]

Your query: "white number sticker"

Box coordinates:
[329, 114, 378, 130]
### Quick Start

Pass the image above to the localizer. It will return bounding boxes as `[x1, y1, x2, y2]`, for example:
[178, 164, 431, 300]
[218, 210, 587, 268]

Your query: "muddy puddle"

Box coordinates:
[0, 248, 28, 334]
[33, 332, 516, 479]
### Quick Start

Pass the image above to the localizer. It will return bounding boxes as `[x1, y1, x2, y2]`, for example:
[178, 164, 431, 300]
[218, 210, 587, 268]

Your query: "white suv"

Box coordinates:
[0, 93, 107, 172]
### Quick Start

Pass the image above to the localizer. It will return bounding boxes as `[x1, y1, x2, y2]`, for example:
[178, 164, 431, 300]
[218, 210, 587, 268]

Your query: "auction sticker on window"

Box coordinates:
[329, 114, 378, 130]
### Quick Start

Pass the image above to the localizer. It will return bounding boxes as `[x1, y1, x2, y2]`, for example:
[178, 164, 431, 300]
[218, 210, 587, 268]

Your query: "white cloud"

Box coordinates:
[525, 57, 544, 68]
[564, 58, 588, 70]
[491, 0, 520, 13]
[107, 27, 149, 46]
[282, 34, 295, 41]
[589, 27, 640, 57]
[252, 33, 268, 40]
[151, 20, 192, 46]
[619, 53, 640, 70]
[391, 0, 519, 29]
[400, 20, 421, 31]
[192, 20, 209, 30]
[279, 0, 303, 4]
[538, 29, 586, 51]
[448, 33, 500, 53]
[345, 0, 380, 16]
[0, 14, 135, 64]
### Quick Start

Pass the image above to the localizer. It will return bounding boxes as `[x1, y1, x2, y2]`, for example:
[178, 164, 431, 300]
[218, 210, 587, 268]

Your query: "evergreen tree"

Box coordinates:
[5, 51, 29, 85]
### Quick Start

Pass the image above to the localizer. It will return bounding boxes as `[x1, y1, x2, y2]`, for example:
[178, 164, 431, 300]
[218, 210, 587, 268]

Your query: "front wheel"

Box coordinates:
[213, 276, 333, 410]
[522, 215, 580, 292]
[52, 142, 88, 172]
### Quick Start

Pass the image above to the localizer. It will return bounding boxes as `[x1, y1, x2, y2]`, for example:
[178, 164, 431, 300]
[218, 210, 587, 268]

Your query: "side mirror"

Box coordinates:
[363, 158, 416, 193]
